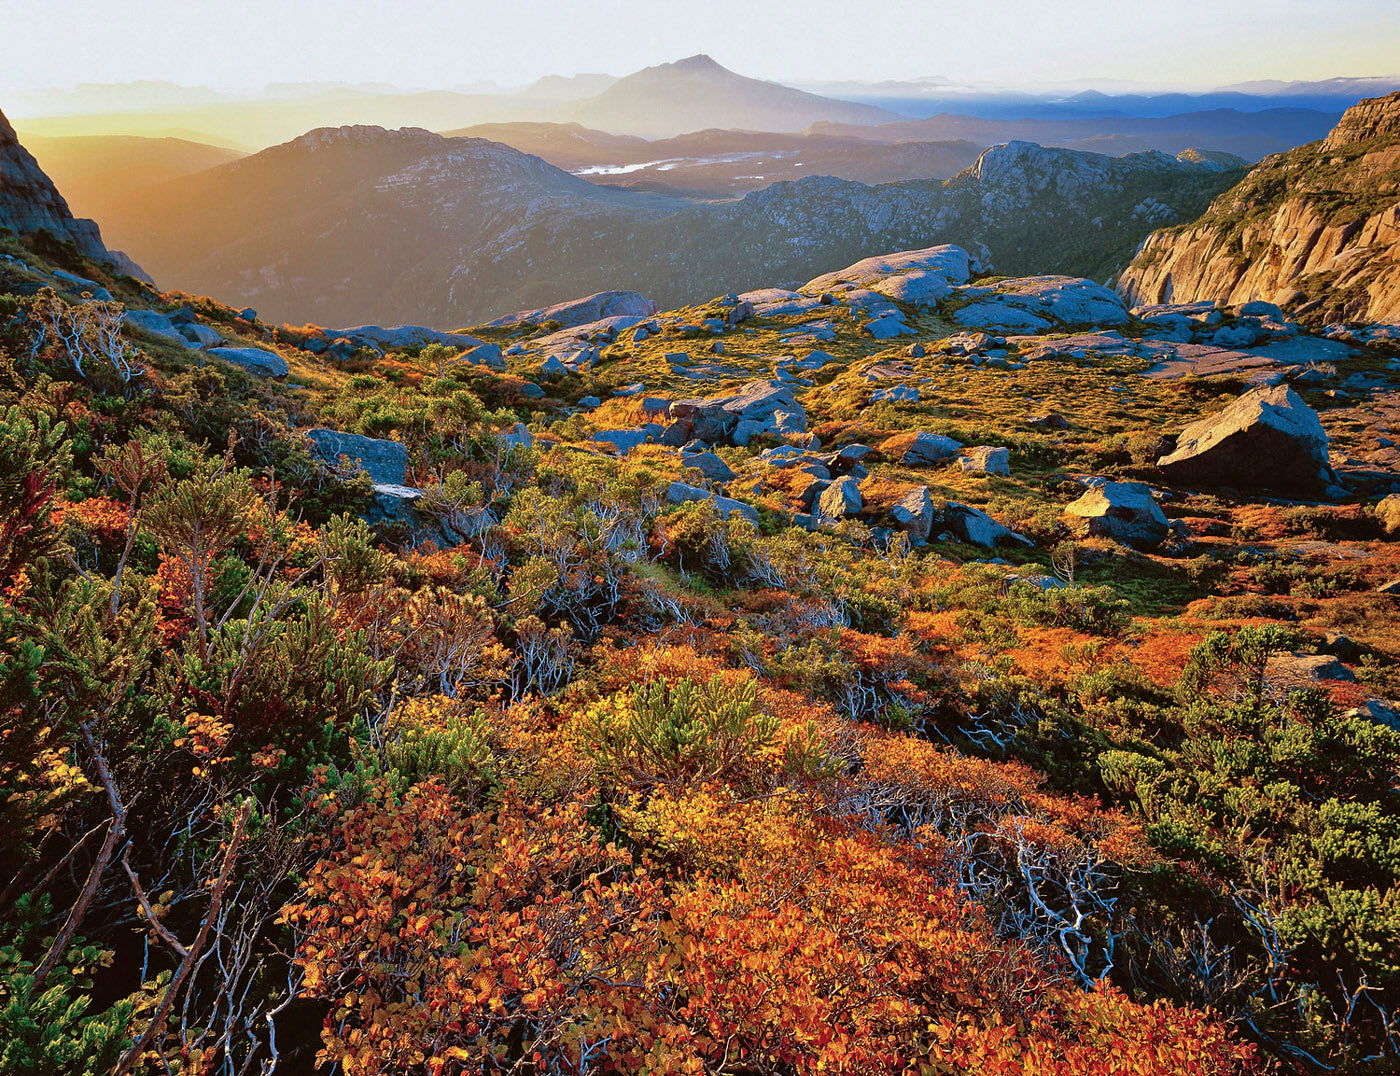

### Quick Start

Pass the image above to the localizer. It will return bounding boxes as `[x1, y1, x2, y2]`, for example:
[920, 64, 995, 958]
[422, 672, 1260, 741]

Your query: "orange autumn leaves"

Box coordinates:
[281, 643, 1256, 1076]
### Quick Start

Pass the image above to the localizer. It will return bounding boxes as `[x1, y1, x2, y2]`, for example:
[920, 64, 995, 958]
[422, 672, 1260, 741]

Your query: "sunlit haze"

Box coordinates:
[3, 0, 1399, 99]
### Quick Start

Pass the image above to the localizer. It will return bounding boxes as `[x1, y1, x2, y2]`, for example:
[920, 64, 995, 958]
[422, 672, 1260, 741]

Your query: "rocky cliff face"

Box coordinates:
[1, 106, 112, 261]
[1119, 92, 1400, 323]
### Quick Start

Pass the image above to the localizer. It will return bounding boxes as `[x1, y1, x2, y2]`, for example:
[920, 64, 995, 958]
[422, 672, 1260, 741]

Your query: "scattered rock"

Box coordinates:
[484, 290, 657, 330]
[946, 502, 1033, 548]
[592, 429, 649, 454]
[1026, 412, 1070, 430]
[1269, 652, 1356, 683]
[889, 486, 936, 543]
[665, 480, 758, 523]
[499, 423, 533, 453]
[871, 385, 921, 404]
[1376, 493, 1400, 534]
[305, 428, 409, 486]
[331, 324, 484, 351]
[954, 276, 1129, 332]
[683, 451, 736, 483]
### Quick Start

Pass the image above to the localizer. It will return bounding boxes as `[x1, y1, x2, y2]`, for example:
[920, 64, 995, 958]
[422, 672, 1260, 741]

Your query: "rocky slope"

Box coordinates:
[87, 125, 1243, 327]
[1119, 91, 1400, 324]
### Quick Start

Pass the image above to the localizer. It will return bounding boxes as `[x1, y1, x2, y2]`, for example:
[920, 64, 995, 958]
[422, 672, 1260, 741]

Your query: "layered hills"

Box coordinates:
[1120, 90, 1400, 323]
[443, 122, 988, 197]
[94, 126, 1243, 326]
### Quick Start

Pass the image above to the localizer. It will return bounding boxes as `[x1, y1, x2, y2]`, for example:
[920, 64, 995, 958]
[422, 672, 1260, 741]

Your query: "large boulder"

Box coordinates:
[802, 245, 972, 295]
[1155, 385, 1337, 492]
[958, 446, 1011, 477]
[123, 309, 192, 347]
[592, 429, 649, 455]
[890, 486, 936, 543]
[682, 451, 736, 483]
[484, 290, 657, 330]
[1063, 481, 1169, 549]
[209, 346, 288, 378]
[946, 503, 1033, 548]
[305, 429, 409, 486]
[880, 430, 964, 466]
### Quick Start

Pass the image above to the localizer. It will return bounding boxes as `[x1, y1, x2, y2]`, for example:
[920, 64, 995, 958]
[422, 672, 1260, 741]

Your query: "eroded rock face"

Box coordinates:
[0, 107, 112, 263]
[1119, 91, 1400, 323]
[1155, 384, 1336, 493]
[1063, 481, 1169, 549]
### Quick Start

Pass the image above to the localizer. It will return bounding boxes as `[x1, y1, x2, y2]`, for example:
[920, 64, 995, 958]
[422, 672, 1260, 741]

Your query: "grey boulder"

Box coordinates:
[306, 429, 409, 486]
[1156, 385, 1336, 493]
[958, 446, 1010, 477]
[1063, 481, 1169, 549]
[209, 346, 288, 378]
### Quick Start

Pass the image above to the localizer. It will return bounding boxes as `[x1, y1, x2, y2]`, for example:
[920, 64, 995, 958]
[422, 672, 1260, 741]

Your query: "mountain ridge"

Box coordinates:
[89, 122, 1243, 326]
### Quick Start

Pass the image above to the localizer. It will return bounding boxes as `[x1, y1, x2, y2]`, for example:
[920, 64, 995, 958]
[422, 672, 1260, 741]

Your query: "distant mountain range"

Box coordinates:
[807, 107, 1341, 161]
[10, 58, 1375, 156]
[440, 123, 987, 198]
[21, 133, 242, 229]
[87, 122, 1243, 327]
[9, 56, 902, 149]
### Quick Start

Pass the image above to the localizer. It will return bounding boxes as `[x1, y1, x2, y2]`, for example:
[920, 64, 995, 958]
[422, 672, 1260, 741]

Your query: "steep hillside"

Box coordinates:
[1119, 91, 1400, 323]
[570, 55, 903, 138]
[92, 127, 1242, 327]
[23, 132, 244, 228]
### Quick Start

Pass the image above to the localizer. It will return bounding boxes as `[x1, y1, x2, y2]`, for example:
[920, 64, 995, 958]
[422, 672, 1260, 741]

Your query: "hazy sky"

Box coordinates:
[3, 0, 1398, 96]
